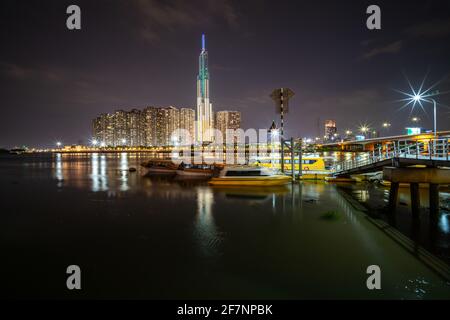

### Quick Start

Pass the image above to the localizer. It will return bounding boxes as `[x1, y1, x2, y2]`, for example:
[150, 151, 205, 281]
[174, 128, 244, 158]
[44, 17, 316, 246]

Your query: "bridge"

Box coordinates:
[332, 137, 450, 177]
[321, 130, 450, 152]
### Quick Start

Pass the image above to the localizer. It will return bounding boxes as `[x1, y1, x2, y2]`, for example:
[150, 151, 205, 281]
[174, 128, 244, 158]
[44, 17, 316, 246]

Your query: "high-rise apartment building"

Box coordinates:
[127, 109, 143, 146]
[142, 107, 158, 146]
[179, 108, 196, 143]
[215, 111, 241, 143]
[156, 107, 180, 146]
[114, 110, 128, 146]
[324, 120, 337, 142]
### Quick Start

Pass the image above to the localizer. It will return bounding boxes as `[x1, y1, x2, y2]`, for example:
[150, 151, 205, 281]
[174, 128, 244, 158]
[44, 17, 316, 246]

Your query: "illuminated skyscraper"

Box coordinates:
[324, 120, 337, 142]
[196, 34, 213, 144]
[127, 109, 143, 146]
[215, 111, 241, 144]
[180, 108, 195, 143]
[142, 106, 158, 146]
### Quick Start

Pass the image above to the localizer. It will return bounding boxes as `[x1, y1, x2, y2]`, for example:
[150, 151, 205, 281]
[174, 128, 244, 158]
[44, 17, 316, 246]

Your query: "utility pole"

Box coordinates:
[270, 88, 295, 176]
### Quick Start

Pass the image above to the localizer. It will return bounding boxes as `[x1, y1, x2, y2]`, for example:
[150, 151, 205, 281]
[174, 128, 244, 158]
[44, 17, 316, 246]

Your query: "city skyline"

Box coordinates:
[92, 105, 242, 147]
[1, 0, 450, 148]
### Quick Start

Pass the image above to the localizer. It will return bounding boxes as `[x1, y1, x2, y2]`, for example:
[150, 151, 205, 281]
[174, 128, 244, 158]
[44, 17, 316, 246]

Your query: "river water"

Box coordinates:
[1, 153, 449, 299]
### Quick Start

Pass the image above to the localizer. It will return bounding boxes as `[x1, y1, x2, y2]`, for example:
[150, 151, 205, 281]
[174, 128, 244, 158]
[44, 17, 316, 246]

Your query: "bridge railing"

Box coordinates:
[333, 138, 449, 173]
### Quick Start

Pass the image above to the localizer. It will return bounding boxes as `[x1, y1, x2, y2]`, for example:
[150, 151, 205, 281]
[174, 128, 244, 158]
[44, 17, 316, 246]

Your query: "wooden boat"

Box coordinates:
[141, 160, 178, 175]
[208, 166, 291, 187]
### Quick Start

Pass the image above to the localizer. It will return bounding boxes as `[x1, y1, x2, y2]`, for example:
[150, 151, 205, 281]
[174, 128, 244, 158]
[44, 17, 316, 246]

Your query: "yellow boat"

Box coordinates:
[208, 166, 292, 187]
[255, 155, 332, 172]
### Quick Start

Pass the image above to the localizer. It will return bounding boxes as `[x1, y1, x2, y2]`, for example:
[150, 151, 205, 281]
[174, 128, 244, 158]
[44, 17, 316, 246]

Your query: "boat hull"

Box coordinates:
[176, 169, 213, 177]
[145, 167, 177, 175]
[208, 175, 291, 186]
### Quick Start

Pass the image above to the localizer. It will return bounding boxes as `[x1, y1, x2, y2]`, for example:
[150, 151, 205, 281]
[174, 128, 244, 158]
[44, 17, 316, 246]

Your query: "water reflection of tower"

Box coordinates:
[194, 187, 221, 258]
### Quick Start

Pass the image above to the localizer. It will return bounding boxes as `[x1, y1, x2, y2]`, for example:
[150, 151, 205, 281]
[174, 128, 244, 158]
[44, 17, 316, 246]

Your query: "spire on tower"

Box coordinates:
[202, 33, 205, 51]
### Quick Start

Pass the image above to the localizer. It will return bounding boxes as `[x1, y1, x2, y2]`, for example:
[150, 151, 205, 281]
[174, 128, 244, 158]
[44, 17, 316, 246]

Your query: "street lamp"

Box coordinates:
[91, 139, 98, 146]
[382, 122, 391, 128]
[56, 142, 62, 148]
[395, 75, 441, 139]
[412, 93, 438, 138]
[359, 125, 369, 134]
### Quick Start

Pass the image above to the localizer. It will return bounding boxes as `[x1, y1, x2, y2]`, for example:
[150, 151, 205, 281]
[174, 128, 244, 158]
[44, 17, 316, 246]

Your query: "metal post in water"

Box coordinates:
[416, 141, 419, 159]
[388, 182, 399, 214]
[291, 137, 295, 182]
[446, 140, 449, 161]
[281, 138, 285, 173]
[410, 183, 420, 220]
[298, 139, 303, 179]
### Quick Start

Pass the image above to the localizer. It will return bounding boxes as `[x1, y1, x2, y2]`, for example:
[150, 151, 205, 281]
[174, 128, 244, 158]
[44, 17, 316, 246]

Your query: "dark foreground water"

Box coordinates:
[1, 153, 449, 299]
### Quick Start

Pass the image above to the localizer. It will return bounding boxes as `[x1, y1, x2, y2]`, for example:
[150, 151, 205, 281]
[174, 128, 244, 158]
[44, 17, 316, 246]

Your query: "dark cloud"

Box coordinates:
[406, 19, 450, 38]
[362, 41, 403, 60]
[133, 0, 239, 43]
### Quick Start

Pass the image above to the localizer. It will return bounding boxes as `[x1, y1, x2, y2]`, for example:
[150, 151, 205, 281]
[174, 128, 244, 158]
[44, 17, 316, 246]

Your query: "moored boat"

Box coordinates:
[141, 160, 178, 175]
[208, 166, 291, 187]
[176, 164, 215, 177]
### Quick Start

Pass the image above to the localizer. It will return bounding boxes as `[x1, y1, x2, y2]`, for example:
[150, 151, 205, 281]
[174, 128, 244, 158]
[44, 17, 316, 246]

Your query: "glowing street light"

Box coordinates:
[395, 73, 442, 138]
[271, 129, 280, 138]
[359, 125, 370, 134]
[382, 122, 391, 128]
[409, 92, 438, 138]
[56, 142, 62, 148]
[91, 139, 98, 146]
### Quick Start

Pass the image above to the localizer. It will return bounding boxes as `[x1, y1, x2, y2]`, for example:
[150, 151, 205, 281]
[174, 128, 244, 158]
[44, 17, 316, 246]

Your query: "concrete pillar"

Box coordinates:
[410, 183, 420, 219]
[429, 183, 440, 222]
[388, 182, 399, 214]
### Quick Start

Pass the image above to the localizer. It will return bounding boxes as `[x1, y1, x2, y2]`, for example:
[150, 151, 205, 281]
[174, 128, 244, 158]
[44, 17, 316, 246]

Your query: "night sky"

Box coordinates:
[1, 0, 450, 148]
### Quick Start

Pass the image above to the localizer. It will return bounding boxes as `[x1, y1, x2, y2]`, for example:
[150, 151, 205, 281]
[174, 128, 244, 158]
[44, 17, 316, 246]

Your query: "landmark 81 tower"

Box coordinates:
[196, 34, 213, 143]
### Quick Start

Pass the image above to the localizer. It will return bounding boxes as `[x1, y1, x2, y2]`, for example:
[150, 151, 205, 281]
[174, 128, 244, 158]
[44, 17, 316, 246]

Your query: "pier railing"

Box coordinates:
[333, 138, 450, 174]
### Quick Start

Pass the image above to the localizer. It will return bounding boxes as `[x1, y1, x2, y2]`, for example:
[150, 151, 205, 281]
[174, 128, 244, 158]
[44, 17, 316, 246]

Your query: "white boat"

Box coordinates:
[208, 166, 291, 187]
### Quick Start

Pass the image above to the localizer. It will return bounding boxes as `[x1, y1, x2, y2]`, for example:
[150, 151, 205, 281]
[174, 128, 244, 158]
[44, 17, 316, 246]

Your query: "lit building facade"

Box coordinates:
[324, 120, 337, 142]
[179, 108, 196, 143]
[196, 34, 213, 144]
[215, 111, 241, 144]
[156, 106, 180, 146]
[142, 107, 158, 146]
[127, 109, 143, 146]
[114, 110, 128, 146]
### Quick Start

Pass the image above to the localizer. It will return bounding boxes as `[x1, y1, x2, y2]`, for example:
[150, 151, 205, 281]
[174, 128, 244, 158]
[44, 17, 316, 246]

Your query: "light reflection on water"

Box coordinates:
[441, 214, 450, 234]
[195, 187, 222, 258]
[2, 152, 450, 299]
[90, 153, 108, 192]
